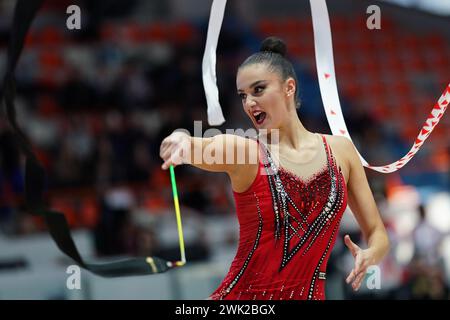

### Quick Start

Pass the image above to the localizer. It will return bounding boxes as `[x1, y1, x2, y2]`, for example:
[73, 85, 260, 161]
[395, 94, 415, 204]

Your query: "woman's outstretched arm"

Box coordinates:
[159, 130, 259, 191]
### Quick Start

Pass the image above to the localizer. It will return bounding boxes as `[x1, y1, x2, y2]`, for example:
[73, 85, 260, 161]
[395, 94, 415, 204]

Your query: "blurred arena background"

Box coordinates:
[0, 0, 449, 299]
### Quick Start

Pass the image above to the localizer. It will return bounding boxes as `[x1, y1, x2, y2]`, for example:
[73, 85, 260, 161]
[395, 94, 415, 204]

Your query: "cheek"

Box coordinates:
[263, 92, 283, 113]
[242, 101, 250, 113]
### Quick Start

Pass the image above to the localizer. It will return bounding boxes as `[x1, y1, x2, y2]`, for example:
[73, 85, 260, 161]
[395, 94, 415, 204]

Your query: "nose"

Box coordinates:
[244, 96, 257, 109]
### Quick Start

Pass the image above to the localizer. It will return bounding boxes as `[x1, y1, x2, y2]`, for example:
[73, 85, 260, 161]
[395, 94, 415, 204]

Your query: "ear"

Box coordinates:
[285, 78, 296, 97]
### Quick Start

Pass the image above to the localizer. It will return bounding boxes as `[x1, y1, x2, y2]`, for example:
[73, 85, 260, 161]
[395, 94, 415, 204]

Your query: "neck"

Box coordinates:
[258, 107, 313, 150]
[276, 109, 310, 149]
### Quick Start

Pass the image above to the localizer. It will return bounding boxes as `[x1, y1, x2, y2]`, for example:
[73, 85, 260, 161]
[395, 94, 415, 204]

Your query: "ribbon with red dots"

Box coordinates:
[309, 0, 449, 172]
[203, 0, 449, 173]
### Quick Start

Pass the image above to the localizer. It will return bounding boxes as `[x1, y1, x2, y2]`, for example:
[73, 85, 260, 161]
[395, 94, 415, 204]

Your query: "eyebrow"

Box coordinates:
[237, 80, 267, 92]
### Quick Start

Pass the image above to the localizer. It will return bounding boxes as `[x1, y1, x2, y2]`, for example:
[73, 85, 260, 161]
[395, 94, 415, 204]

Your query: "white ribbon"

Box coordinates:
[310, 0, 449, 173]
[202, 0, 227, 126]
[202, 0, 449, 173]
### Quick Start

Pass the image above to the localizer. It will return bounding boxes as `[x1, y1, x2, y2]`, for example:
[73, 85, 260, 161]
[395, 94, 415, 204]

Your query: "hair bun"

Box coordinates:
[260, 37, 287, 57]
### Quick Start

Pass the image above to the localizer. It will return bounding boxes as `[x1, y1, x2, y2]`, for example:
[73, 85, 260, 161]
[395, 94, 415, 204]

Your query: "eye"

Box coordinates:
[238, 93, 247, 100]
[254, 86, 265, 94]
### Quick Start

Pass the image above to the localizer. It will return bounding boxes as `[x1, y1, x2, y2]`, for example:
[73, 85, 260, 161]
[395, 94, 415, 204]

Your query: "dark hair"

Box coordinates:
[239, 37, 301, 108]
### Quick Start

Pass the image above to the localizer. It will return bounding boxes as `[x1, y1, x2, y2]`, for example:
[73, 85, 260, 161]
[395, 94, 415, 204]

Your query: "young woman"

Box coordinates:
[159, 37, 389, 300]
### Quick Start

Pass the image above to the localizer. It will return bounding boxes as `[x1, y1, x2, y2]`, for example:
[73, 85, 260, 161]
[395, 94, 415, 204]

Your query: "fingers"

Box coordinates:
[159, 140, 179, 170]
[346, 267, 367, 291]
[161, 160, 171, 170]
[346, 268, 356, 285]
[344, 235, 359, 257]
[346, 251, 368, 291]
[345, 261, 361, 285]
[161, 153, 180, 170]
[344, 238, 374, 292]
[160, 146, 170, 161]
[161, 146, 186, 170]
[160, 139, 175, 170]
[159, 132, 191, 170]
[352, 269, 366, 291]
[354, 253, 363, 275]
[159, 139, 170, 160]
[160, 148, 173, 170]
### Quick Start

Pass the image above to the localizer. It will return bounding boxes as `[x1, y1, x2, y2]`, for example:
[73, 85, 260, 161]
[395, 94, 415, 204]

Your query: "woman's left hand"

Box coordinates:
[344, 235, 376, 291]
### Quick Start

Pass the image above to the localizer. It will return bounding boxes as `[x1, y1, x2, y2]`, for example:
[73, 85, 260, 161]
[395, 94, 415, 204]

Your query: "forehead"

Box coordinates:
[236, 63, 279, 89]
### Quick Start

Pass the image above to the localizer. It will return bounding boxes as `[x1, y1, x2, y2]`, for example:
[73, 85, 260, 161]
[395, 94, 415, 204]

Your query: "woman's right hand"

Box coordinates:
[159, 130, 191, 170]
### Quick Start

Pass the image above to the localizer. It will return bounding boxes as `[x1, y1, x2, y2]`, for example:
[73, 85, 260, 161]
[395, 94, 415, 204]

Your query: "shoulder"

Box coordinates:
[320, 134, 358, 182]
[322, 134, 356, 157]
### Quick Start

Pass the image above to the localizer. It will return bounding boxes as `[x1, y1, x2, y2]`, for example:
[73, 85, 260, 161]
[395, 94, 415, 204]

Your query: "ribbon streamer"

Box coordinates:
[309, 0, 449, 173]
[202, 0, 227, 126]
[202, 0, 449, 173]
[1, 0, 186, 277]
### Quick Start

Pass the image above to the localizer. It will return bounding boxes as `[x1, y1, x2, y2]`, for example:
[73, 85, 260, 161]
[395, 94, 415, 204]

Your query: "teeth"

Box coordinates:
[253, 111, 262, 116]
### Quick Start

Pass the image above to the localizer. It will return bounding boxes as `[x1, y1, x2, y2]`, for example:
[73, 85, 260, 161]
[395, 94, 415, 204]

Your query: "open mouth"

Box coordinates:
[253, 111, 267, 125]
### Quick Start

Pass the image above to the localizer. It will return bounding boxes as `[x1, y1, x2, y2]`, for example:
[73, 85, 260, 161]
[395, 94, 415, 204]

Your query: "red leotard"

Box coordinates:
[209, 134, 348, 300]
